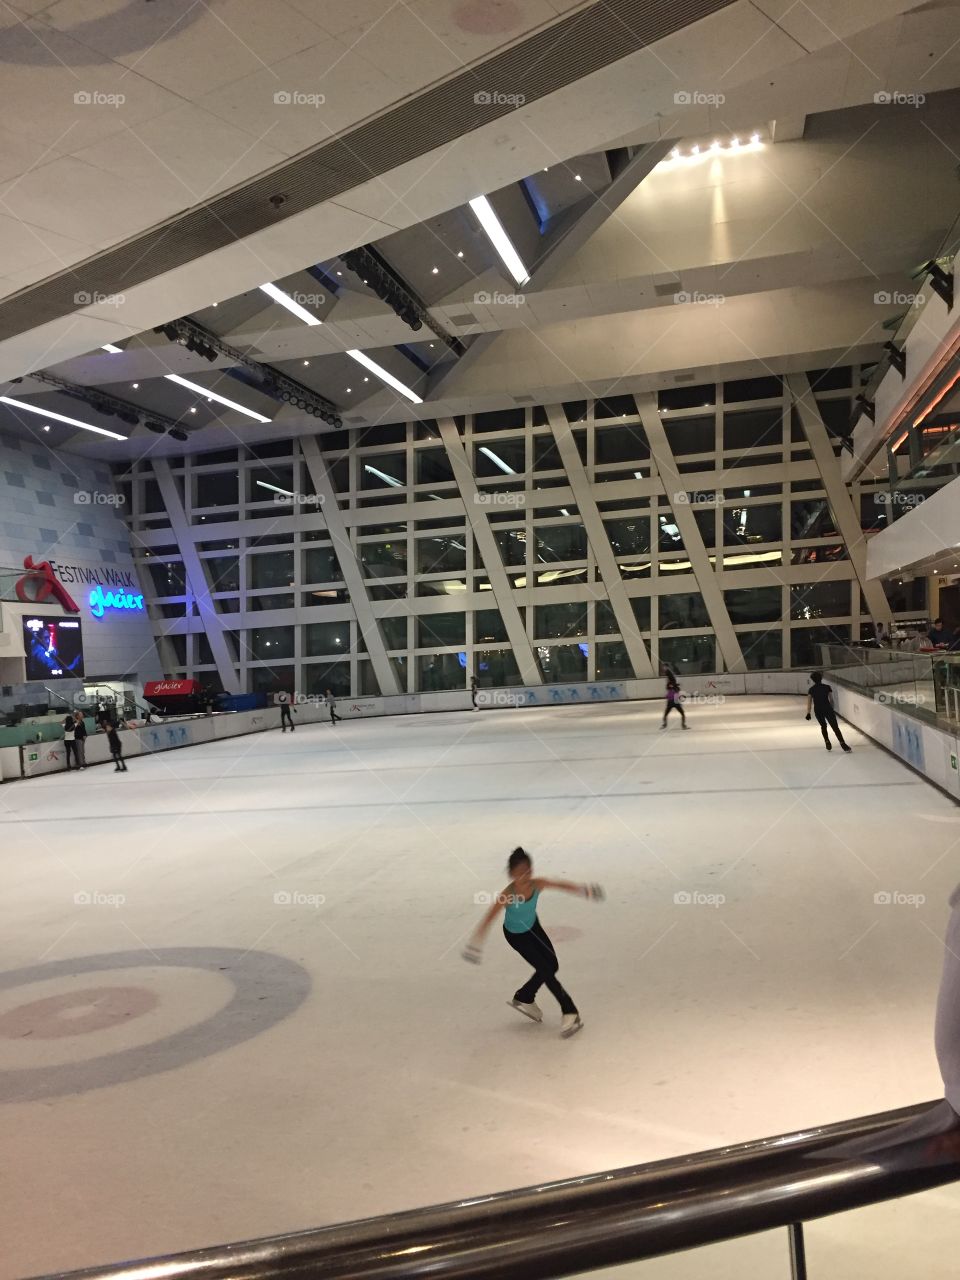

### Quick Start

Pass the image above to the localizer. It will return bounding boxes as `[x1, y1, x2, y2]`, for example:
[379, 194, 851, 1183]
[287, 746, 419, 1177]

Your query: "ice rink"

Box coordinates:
[2, 695, 959, 1279]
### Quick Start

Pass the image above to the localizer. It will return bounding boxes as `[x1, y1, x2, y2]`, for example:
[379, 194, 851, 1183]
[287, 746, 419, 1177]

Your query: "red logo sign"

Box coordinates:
[144, 679, 199, 697]
[15, 556, 80, 613]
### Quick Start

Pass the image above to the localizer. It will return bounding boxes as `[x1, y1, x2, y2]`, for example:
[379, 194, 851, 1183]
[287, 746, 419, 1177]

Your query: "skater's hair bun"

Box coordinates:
[509, 847, 532, 870]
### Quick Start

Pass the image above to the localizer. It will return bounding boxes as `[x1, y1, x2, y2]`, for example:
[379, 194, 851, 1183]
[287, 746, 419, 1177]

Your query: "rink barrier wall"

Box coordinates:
[0, 670, 924, 786]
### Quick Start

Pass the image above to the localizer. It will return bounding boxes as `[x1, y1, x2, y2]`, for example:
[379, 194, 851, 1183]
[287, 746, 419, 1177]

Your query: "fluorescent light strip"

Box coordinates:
[164, 373, 271, 423]
[346, 350, 422, 404]
[255, 480, 294, 497]
[364, 465, 403, 488]
[0, 395, 127, 440]
[101, 343, 123, 354]
[478, 446, 515, 475]
[468, 195, 530, 285]
[259, 282, 322, 326]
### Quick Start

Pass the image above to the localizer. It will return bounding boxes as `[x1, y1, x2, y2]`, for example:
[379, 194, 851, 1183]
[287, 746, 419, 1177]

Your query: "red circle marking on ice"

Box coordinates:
[453, 0, 524, 35]
[0, 986, 159, 1039]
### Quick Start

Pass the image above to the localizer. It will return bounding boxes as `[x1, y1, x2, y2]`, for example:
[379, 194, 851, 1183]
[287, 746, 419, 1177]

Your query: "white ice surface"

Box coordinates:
[1, 697, 959, 1278]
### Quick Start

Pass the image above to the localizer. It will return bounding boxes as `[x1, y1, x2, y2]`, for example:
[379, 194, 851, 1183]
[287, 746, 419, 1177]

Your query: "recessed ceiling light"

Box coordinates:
[0, 394, 127, 440]
[363, 376, 369, 382]
[346, 387, 351, 393]
[164, 374, 271, 423]
[132, 383, 139, 389]
[259, 282, 322, 326]
[303, 360, 310, 366]
[457, 250, 464, 258]
[42, 424, 50, 432]
[336, 271, 342, 277]
[574, 174, 581, 181]
[346, 349, 422, 404]
[431, 267, 439, 274]
[212, 302, 218, 307]
[101, 344, 122, 354]
[691, 144, 700, 155]
[190, 407, 197, 413]
[468, 194, 530, 285]
[750, 132, 760, 144]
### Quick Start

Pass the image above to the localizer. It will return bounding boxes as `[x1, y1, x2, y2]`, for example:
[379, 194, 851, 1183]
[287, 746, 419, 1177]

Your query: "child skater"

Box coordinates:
[660, 666, 688, 730]
[463, 847, 603, 1038]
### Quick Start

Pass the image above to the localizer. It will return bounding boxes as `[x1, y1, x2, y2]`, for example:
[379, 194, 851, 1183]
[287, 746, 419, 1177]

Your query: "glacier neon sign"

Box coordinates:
[89, 584, 145, 617]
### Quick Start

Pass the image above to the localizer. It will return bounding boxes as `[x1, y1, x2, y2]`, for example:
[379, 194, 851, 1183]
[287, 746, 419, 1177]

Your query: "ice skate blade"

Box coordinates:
[560, 1017, 584, 1039]
[507, 1000, 542, 1023]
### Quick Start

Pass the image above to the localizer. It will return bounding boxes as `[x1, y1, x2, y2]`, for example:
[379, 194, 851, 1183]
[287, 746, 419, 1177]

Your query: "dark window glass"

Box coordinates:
[725, 586, 782, 624]
[790, 582, 851, 620]
[658, 384, 715, 411]
[723, 408, 782, 451]
[806, 366, 850, 392]
[533, 436, 562, 471]
[595, 395, 638, 419]
[789, 625, 850, 667]
[659, 593, 709, 629]
[249, 664, 294, 693]
[474, 408, 524, 432]
[360, 453, 406, 489]
[665, 415, 714, 455]
[595, 425, 649, 465]
[475, 649, 521, 686]
[881, 578, 927, 613]
[195, 471, 238, 508]
[303, 545, 340, 582]
[723, 376, 782, 402]
[537, 642, 588, 683]
[535, 602, 587, 639]
[203, 556, 239, 592]
[303, 661, 350, 696]
[724, 503, 782, 545]
[563, 400, 588, 423]
[604, 515, 651, 556]
[693, 507, 716, 547]
[359, 540, 407, 578]
[596, 601, 618, 634]
[249, 551, 294, 589]
[475, 609, 507, 643]
[658, 634, 715, 673]
[416, 536, 466, 574]
[631, 598, 651, 631]
[737, 629, 783, 670]
[816, 398, 852, 437]
[378, 617, 408, 649]
[790, 498, 837, 540]
[417, 614, 466, 647]
[416, 448, 454, 484]
[248, 593, 294, 611]
[304, 621, 350, 655]
[248, 466, 294, 501]
[596, 641, 633, 679]
[357, 422, 405, 446]
[194, 447, 238, 465]
[246, 626, 294, 661]
[534, 523, 587, 560]
[417, 652, 466, 689]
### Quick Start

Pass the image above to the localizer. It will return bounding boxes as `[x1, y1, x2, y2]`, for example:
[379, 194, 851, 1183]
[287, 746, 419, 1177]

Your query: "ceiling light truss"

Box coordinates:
[341, 245, 463, 355]
[154, 316, 342, 427]
[25, 370, 191, 438]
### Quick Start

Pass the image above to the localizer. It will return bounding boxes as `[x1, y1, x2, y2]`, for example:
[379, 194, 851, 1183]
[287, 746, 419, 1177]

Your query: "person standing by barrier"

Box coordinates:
[101, 718, 128, 772]
[805, 671, 851, 752]
[325, 689, 340, 725]
[62, 714, 78, 770]
[72, 711, 88, 769]
[470, 675, 479, 711]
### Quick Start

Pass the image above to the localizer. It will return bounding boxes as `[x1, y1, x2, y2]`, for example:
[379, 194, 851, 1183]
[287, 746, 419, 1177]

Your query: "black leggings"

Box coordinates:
[662, 699, 685, 724]
[504, 919, 577, 1015]
[64, 740, 79, 768]
[816, 709, 846, 746]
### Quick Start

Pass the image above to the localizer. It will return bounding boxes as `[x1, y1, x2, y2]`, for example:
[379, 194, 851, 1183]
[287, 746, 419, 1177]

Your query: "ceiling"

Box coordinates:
[1, 0, 959, 460]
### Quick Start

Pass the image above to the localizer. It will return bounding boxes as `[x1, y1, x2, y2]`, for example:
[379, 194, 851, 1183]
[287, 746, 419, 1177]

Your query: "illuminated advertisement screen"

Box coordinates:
[22, 616, 84, 680]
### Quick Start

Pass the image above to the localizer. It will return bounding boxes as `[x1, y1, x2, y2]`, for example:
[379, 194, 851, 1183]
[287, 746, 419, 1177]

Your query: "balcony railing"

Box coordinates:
[28, 1098, 960, 1280]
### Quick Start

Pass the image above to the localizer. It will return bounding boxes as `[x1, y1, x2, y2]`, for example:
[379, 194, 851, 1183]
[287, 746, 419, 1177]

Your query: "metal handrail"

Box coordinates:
[30, 1099, 960, 1280]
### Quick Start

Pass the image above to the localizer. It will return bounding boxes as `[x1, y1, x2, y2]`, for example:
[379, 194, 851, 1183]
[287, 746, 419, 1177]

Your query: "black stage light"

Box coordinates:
[168, 427, 189, 442]
[144, 420, 166, 434]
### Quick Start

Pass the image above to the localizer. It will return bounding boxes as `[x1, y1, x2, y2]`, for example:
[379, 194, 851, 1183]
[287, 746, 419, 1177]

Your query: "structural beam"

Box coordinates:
[437, 417, 542, 687]
[787, 374, 893, 628]
[153, 459, 240, 693]
[301, 437, 400, 697]
[544, 404, 654, 677]
[636, 394, 745, 673]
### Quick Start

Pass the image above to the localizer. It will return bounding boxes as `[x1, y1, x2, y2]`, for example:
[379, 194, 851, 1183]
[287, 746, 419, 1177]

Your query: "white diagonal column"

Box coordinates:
[153, 458, 240, 692]
[301, 436, 400, 697]
[787, 374, 893, 627]
[437, 417, 541, 687]
[544, 404, 654, 677]
[636, 394, 745, 673]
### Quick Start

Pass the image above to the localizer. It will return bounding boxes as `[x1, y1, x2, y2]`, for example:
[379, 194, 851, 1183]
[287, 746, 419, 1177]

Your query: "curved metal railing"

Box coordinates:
[30, 1098, 960, 1280]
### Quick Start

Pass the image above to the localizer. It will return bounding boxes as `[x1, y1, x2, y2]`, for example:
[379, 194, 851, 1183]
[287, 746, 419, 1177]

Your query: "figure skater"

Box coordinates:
[463, 847, 603, 1038]
[660, 666, 687, 729]
[805, 671, 851, 752]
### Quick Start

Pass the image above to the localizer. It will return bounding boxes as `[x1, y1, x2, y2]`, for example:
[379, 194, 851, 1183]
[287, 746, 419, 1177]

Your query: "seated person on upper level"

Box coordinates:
[928, 618, 951, 647]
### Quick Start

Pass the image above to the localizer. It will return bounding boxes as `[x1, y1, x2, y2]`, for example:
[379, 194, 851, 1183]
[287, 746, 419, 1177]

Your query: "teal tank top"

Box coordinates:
[503, 889, 539, 933]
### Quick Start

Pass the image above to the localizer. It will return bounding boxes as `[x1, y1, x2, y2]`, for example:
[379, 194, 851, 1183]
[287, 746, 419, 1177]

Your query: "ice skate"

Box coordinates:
[560, 1013, 583, 1038]
[508, 999, 543, 1023]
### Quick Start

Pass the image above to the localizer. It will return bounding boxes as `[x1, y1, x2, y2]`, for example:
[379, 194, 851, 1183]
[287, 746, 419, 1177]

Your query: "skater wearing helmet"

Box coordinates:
[660, 666, 687, 730]
[463, 847, 603, 1038]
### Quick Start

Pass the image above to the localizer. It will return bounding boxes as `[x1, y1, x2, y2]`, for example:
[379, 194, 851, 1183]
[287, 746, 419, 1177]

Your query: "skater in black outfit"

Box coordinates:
[325, 689, 340, 724]
[278, 692, 295, 732]
[470, 675, 479, 710]
[101, 719, 128, 771]
[805, 671, 851, 752]
[73, 711, 88, 769]
[660, 667, 687, 730]
[463, 847, 603, 1038]
[62, 714, 79, 769]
